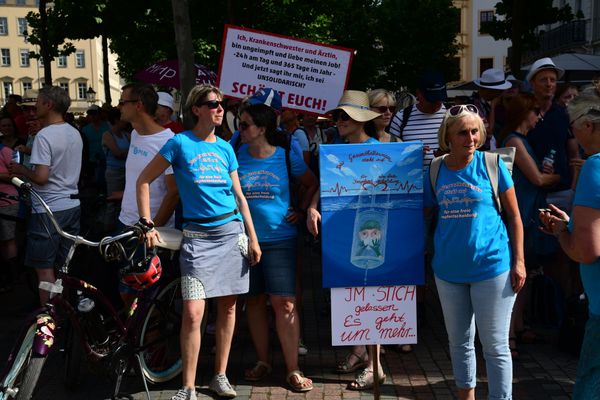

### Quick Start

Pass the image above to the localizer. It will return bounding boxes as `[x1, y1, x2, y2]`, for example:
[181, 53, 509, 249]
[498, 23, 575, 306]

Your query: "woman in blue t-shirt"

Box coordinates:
[540, 85, 600, 399]
[236, 103, 317, 392]
[424, 105, 525, 400]
[136, 84, 261, 400]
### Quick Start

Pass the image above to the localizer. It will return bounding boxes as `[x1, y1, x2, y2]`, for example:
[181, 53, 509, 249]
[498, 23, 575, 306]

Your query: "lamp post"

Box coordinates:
[86, 87, 96, 105]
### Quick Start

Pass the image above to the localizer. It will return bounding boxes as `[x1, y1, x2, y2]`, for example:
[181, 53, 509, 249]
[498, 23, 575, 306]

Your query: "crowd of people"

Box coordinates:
[0, 54, 598, 400]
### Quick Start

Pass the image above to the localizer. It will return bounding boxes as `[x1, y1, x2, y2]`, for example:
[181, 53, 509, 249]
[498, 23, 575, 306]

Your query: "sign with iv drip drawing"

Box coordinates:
[320, 142, 424, 345]
[217, 25, 353, 115]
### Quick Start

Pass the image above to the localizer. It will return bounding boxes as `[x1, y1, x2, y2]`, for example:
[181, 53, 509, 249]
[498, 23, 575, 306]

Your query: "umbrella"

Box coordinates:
[134, 59, 217, 89]
[522, 53, 600, 83]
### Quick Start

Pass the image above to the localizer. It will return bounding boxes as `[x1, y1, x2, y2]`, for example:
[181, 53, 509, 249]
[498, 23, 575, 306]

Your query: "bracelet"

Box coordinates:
[138, 217, 155, 232]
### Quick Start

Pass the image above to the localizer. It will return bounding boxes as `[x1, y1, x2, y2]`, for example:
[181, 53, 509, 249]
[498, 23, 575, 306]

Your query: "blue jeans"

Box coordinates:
[435, 270, 515, 400]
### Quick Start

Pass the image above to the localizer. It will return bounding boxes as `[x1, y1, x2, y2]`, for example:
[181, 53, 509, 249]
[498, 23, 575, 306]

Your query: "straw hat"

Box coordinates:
[327, 90, 381, 122]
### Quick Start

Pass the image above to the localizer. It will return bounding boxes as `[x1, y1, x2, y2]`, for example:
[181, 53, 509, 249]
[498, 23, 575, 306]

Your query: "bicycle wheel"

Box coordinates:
[138, 277, 182, 383]
[1, 322, 47, 400]
[63, 324, 83, 390]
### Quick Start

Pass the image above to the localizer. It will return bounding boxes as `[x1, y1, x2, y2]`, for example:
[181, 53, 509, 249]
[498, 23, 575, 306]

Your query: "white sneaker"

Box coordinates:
[209, 374, 236, 398]
[171, 387, 197, 400]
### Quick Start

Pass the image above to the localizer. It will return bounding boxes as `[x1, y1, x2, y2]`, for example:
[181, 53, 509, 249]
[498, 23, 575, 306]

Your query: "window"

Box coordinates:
[0, 0, 6, 5]
[3, 81, 13, 100]
[22, 81, 32, 92]
[75, 50, 85, 68]
[479, 10, 494, 33]
[17, 18, 27, 36]
[38, 56, 43, 66]
[57, 54, 67, 68]
[77, 82, 87, 99]
[19, 49, 29, 67]
[1, 49, 10, 66]
[59, 81, 68, 95]
[16, 0, 26, 5]
[0, 17, 7, 35]
[479, 58, 494, 75]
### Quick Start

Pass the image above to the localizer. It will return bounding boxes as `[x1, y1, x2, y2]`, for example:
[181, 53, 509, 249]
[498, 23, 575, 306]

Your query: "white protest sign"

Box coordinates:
[218, 25, 353, 115]
[331, 286, 417, 346]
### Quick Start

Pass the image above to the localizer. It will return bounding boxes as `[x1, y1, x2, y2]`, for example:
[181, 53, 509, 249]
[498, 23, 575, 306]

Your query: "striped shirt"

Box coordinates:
[389, 104, 446, 168]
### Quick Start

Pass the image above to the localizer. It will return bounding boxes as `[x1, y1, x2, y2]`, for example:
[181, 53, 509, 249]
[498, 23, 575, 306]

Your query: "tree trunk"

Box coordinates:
[39, 0, 52, 86]
[171, 0, 195, 129]
[509, 0, 524, 79]
[102, 35, 111, 105]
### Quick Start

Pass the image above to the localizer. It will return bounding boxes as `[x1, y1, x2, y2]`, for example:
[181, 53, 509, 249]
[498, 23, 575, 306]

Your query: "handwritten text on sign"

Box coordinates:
[331, 286, 417, 346]
[218, 25, 353, 115]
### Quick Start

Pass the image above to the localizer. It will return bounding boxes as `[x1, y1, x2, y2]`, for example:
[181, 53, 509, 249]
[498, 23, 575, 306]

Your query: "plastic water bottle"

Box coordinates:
[11, 150, 20, 164]
[543, 149, 556, 169]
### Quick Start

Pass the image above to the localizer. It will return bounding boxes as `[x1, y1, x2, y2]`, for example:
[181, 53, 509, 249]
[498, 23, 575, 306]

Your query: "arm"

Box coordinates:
[153, 174, 179, 227]
[230, 170, 261, 266]
[136, 154, 171, 246]
[506, 137, 559, 187]
[541, 204, 600, 264]
[102, 131, 128, 159]
[499, 187, 526, 293]
[9, 163, 49, 185]
[286, 169, 318, 224]
[306, 186, 321, 237]
[567, 137, 580, 187]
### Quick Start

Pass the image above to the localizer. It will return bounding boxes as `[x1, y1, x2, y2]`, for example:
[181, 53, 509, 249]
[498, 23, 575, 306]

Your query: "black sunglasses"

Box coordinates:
[198, 100, 224, 109]
[372, 105, 396, 113]
[448, 104, 479, 116]
[239, 121, 253, 131]
[118, 99, 138, 106]
[332, 110, 351, 122]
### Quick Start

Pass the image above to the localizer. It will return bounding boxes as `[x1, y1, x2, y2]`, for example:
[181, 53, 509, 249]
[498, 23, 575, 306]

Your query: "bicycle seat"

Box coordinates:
[155, 227, 182, 250]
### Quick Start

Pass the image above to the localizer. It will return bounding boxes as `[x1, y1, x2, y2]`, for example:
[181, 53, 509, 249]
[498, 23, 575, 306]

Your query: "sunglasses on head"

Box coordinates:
[238, 121, 253, 131]
[332, 110, 351, 122]
[448, 104, 479, 116]
[372, 105, 396, 113]
[198, 100, 223, 109]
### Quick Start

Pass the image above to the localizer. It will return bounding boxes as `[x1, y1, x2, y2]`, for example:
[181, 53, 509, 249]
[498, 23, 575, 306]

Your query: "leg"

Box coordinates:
[245, 294, 270, 364]
[471, 271, 515, 400]
[36, 268, 55, 305]
[214, 295, 237, 375]
[271, 295, 300, 373]
[434, 275, 477, 394]
[180, 299, 205, 389]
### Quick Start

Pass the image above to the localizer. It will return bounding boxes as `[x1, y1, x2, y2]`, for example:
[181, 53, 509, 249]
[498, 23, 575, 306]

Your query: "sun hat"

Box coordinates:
[326, 90, 381, 122]
[526, 57, 565, 82]
[474, 68, 512, 90]
[418, 71, 447, 103]
[248, 88, 282, 111]
[18, 89, 39, 106]
[157, 92, 174, 110]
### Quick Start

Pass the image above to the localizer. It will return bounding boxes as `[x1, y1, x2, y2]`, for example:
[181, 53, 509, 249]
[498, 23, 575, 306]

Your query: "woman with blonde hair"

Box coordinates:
[367, 89, 400, 142]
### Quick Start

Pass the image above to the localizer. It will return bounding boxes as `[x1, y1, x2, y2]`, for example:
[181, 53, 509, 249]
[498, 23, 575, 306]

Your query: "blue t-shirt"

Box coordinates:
[424, 151, 514, 283]
[237, 145, 307, 242]
[160, 131, 241, 227]
[570, 153, 600, 316]
[229, 130, 304, 161]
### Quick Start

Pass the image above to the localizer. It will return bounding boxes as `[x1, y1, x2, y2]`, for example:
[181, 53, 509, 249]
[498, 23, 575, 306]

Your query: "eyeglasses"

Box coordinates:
[118, 99, 138, 106]
[239, 121, 254, 131]
[332, 110, 352, 122]
[447, 104, 479, 116]
[198, 100, 223, 109]
[372, 105, 396, 114]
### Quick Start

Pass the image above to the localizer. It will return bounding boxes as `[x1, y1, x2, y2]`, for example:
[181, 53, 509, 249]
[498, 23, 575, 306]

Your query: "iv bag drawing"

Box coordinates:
[350, 191, 388, 270]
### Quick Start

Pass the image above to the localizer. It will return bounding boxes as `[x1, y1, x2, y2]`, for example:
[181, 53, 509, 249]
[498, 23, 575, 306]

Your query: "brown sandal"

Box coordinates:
[336, 350, 368, 373]
[244, 361, 272, 382]
[347, 368, 386, 391]
[286, 370, 313, 392]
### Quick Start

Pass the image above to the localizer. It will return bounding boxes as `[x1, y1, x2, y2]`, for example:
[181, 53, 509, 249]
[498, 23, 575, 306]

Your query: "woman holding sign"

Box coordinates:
[306, 90, 386, 390]
[424, 105, 525, 400]
[235, 103, 317, 392]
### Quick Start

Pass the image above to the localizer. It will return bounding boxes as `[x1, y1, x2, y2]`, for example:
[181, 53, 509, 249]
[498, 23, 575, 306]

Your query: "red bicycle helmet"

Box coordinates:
[120, 254, 162, 290]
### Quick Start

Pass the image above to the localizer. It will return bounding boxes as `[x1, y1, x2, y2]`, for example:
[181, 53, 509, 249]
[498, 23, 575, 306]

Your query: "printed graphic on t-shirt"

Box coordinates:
[190, 151, 229, 184]
[239, 170, 280, 200]
[437, 182, 482, 220]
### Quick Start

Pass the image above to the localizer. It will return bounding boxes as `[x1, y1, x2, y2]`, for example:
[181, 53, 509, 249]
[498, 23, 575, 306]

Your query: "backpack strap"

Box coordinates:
[483, 151, 502, 213]
[232, 132, 242, 155]
[399, 105, 413, 140]
[284, 134, 297, 209]
[429, 154, 447, 198]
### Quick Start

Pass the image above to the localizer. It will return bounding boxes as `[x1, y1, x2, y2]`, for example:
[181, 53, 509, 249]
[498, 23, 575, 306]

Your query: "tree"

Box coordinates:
[171, 0, 195, 127]
[480, 0, 574, 78]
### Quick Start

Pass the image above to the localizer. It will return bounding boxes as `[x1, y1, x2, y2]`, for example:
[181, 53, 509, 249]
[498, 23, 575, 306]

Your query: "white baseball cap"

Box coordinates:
[157, 92, 174, 110]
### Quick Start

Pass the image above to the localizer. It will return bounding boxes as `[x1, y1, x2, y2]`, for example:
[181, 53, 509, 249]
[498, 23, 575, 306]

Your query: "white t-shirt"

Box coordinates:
[119, 128, 175, 227]
[29, 123, 82, 213]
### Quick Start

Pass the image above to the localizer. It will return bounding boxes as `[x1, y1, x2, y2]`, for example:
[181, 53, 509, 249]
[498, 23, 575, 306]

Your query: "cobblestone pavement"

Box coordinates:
[0, 241, 578, 399]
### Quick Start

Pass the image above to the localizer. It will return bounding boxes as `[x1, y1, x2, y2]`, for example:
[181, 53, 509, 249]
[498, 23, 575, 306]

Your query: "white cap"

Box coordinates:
[526, 57, 565, 82]
[157, 92, 174, 110]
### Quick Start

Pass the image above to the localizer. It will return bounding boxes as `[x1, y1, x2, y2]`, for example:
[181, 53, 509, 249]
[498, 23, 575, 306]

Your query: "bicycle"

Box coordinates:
[0, 177, 184, 400]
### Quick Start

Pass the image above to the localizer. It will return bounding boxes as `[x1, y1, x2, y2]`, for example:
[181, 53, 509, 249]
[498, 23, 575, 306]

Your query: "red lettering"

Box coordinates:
[340, 329, 371, 342]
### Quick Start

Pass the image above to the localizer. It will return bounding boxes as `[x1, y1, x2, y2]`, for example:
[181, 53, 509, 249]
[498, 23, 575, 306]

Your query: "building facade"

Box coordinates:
[0, 0, 123, 113]
[452, 0, 511, 84]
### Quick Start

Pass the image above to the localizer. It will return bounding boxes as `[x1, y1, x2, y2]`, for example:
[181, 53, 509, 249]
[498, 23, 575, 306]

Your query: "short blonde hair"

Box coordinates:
[185, 84, 223, 124]
[367, 89, 396, 107]
[437, 109, 486, 152]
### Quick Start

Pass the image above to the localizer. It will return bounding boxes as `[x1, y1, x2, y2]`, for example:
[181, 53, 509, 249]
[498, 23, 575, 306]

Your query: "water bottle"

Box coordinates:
[11, 150, 20, 164]
[542, 149, 556, 169]
[77, 296, 109, 346]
